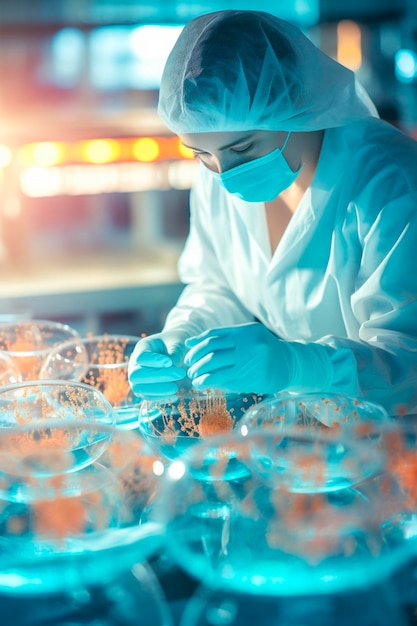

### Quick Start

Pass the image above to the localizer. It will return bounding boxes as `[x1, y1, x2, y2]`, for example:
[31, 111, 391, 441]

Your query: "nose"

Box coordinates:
[205, 157, 228, 174]
[213, 154, 247, 174]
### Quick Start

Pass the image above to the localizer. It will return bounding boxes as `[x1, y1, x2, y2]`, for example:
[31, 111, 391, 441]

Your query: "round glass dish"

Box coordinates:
[0, 380, 115, 470]
[0, 319, 79, 381]
[240, 392, 391, 437]
[0, 421, 164, 595]
[138, 388, 261, 464]
[151, 426, 405, 597]
[41, 334, 143, 430]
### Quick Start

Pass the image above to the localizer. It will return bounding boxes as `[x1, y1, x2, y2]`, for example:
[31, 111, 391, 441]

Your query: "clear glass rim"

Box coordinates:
[265, 391, 389, 411]
[0, 319, 79, 357]
[0, 378, 115, 413]
[41, 334, 142, 367]
[0, 416, 120, 436]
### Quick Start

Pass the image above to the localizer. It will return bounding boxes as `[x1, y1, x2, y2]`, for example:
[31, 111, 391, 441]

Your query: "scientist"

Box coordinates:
[128, 10, 417, 417]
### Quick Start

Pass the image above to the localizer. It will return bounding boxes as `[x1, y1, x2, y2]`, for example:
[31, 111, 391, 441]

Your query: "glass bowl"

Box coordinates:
[0, 420, 165, 595]
[40, 334, 143, 430]
[0, 319, 79, 381]
[0, 380, 115, 469]
[240, 392, 391, 437]
[151, 426, 405, 598]
[138, 388, 262, 464]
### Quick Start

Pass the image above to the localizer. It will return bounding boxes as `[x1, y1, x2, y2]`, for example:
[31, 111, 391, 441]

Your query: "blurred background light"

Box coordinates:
[0, 144, 12, 169]
[19, 160, 199, 197]
[132, 137, 160, 162]
[80, 139, 121, 164]
[337, 20, 362, 71]
[395, 49, 417, 83]
[15, 136, 195, 169]
[51, 28, 85, 88]
[20, 142, 66, 167]
[89, 24, 184, 90]
[130, 25, 184, 60]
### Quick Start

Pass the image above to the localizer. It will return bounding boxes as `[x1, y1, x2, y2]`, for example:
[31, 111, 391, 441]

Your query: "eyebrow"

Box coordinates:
[182, 134, 254, 152]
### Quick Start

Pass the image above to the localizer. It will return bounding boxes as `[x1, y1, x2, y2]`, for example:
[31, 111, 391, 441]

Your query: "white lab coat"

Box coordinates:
[164, 117, 417, 416]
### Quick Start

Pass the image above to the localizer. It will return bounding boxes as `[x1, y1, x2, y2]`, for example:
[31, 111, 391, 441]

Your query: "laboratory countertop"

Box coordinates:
[0, 248, 180, 298]
[0, 249, 184, 321]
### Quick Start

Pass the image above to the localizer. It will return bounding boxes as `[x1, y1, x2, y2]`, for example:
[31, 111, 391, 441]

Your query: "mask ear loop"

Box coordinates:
[280, 131, 303, 174]
[280, 131, 292, 153]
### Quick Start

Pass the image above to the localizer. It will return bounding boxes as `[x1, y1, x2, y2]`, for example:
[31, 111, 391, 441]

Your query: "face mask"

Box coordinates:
[210, 132, 301, 202]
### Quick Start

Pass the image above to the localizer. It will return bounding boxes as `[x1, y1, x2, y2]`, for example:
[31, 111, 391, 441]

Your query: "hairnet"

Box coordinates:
[158, 10, 377, 134]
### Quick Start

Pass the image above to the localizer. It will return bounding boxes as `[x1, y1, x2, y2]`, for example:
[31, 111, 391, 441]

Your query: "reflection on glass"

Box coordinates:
[41, 334, 142, 430]
[0, 320, 79, 381]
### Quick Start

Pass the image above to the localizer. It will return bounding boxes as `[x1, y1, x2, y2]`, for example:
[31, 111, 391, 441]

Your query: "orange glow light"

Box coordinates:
[337, 20, 362, 72]
[15, 135, 195, 171]
[132, 137, 160, 162]
[178, 140, 195, 160]
[80, 139, 121, 164]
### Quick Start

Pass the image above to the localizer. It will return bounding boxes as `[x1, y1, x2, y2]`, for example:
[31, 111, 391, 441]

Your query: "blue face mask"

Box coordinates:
[210, 132, 301, 202]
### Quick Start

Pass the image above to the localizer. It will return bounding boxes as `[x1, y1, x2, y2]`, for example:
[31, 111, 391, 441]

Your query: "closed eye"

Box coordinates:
[192, 149, 209, 158]
[231, 143, 253, 153]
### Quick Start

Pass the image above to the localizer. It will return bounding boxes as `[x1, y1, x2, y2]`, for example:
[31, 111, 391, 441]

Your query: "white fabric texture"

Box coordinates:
[163, 117, 417, 417]
[158, 10, 377, 134]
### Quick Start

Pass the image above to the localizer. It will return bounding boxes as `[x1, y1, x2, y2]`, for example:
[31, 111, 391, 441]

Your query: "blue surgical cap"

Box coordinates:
[158, 10, 377, 135]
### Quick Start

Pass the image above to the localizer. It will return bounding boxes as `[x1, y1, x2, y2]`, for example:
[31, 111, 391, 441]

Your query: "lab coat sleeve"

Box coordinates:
[319, 191, 417, 416]
[163, 173, 255, 336]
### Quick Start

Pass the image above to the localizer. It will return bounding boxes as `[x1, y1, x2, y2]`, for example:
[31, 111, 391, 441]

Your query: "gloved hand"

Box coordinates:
[184, 322, 334, 395]
[128, 329, 190, 400]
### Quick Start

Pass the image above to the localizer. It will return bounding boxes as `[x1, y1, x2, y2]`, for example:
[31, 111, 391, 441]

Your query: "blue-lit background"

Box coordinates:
[0, 0, 416, 334]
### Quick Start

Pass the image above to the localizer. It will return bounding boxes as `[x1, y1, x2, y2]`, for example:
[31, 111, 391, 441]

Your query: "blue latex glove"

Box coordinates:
[128, 329, 190, 400]
[184, 323, 333, 395]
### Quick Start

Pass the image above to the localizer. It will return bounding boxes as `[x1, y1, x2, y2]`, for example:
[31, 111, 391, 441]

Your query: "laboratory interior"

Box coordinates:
[2, 0, 417, 625]
[1, 0, 415, 335]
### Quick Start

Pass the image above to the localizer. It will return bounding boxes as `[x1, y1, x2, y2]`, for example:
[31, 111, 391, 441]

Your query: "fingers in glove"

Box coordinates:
[191, 368, 241, 393]
[130, 380, 180, 400]
[187, 349, 236, 381]
[184, 331, 235, 367]
[185, 327, 229, 346]
[136, 352, 173, 367]
[129, 365, 186, 384]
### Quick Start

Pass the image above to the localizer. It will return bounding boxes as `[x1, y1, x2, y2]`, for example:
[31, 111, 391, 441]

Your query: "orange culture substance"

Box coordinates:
[81, 336, 132, 406]
[0, 326, 50, 378]
[149, 391, 258, 441]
